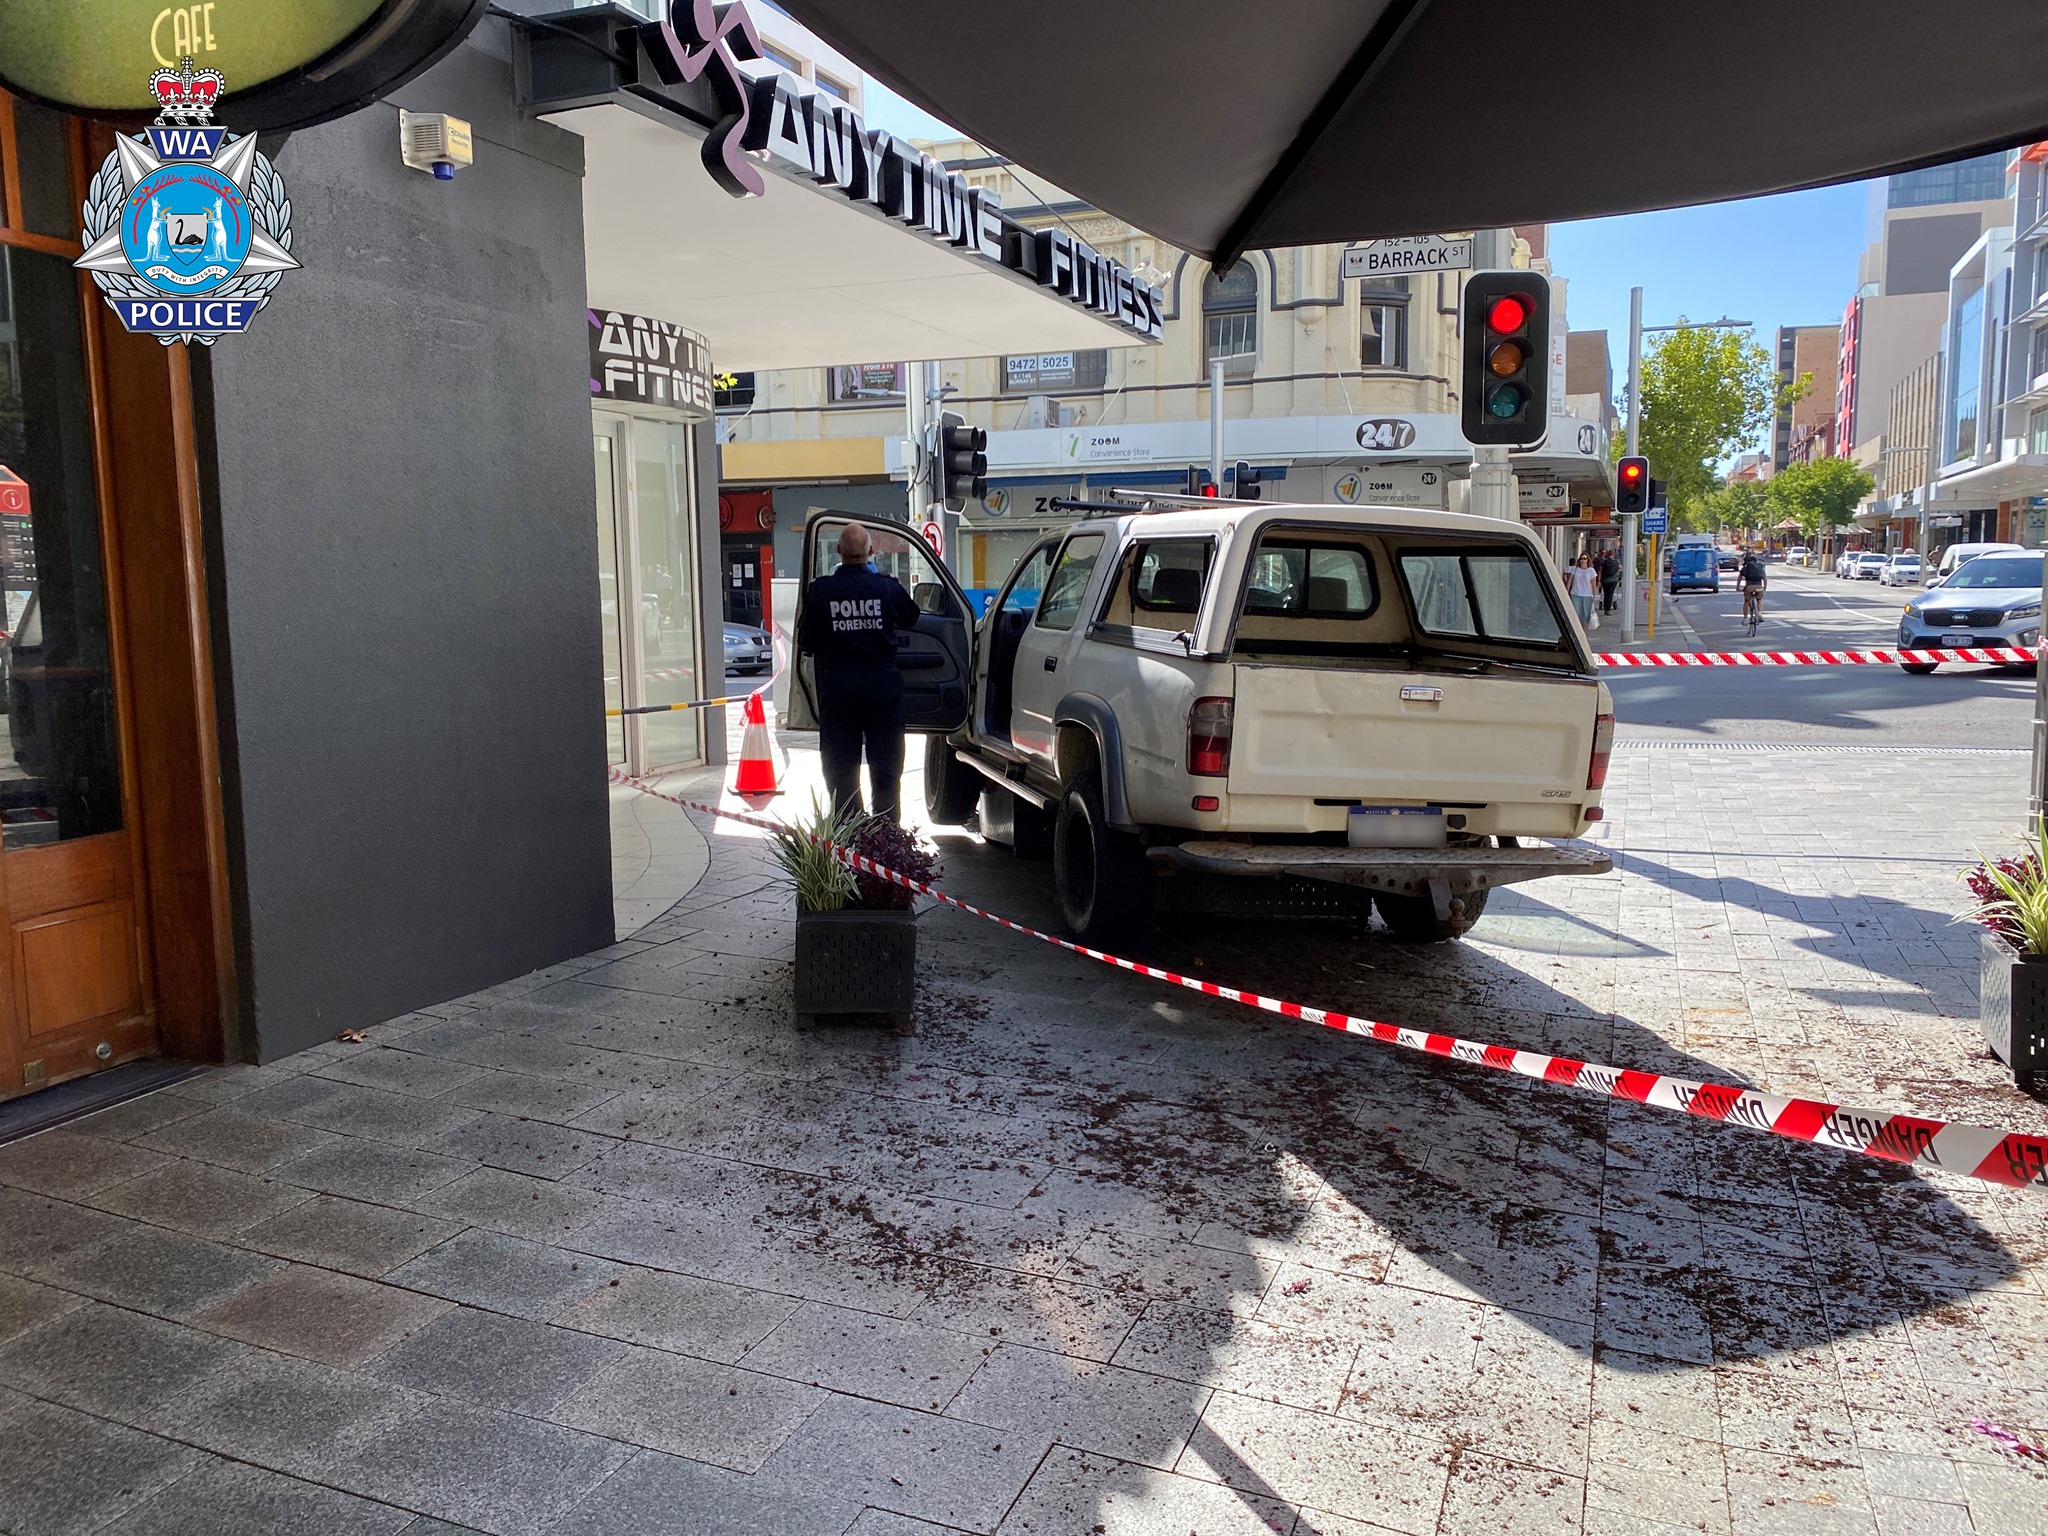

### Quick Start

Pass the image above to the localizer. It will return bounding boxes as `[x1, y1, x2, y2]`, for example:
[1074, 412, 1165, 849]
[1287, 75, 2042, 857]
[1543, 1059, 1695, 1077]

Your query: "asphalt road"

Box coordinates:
[1608, 563, 2037, 746]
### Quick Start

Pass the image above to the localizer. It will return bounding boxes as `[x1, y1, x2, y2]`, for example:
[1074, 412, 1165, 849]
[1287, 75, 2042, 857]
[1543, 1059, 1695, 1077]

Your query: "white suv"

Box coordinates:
[790, 502, 1614, 944]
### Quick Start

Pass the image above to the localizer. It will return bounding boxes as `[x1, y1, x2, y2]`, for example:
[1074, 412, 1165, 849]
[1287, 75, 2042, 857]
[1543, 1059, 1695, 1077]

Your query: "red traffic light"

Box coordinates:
[1621, 461, 1643, 482]
[1485, 295, 1527, 334]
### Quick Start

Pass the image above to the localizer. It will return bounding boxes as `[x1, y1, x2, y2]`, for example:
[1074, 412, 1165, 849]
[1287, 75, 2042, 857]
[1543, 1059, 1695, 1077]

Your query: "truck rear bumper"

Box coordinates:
[1146, 840, 1613, 898]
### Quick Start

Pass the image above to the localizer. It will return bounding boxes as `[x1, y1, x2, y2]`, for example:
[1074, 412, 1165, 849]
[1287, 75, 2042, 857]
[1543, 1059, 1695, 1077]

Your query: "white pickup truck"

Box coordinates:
[789, 501, 1614, 944]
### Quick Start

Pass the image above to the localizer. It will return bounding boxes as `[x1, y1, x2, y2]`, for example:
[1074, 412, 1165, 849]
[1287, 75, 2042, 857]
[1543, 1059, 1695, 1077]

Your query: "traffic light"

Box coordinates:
[1183, 467, 1219, 496]
[1616, 455, 1649, 516]
[1460, 271, 1551, 447]
[1232, 461, 1263, 500]
[935, 410, 987, 511]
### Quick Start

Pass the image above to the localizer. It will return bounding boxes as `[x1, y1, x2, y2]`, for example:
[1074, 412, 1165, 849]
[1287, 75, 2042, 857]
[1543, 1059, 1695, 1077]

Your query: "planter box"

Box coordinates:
[794, 906, 917, 1031]
[1979, 931, 2047, 1092]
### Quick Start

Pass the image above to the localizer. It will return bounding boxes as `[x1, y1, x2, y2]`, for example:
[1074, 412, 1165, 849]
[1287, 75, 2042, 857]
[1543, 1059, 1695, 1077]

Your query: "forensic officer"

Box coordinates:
[799, 522, 920, 822]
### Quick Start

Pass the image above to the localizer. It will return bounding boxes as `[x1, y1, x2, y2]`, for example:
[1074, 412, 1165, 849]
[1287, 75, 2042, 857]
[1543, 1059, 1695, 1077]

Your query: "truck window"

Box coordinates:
[1096, 537, 1215, 627]
[1034, 534, 1105, 631]
[1398, 550, 1564, 646]
[1242, 542, 1376, 617]
[999, 542, 1055, 615]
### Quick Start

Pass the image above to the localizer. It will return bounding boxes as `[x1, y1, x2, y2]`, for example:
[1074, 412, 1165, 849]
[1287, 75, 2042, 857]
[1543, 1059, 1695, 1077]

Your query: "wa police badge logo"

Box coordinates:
[74, 57, 299, 346]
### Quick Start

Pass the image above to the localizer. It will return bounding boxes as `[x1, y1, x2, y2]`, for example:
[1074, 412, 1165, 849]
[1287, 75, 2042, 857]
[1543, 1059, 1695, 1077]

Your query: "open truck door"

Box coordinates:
[789, 514, 974, 733]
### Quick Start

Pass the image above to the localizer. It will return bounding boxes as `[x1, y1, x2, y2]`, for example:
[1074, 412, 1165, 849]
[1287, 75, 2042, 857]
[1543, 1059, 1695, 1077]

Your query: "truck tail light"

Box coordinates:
[1188, 697, 1233, 777]
[1587, 711, 1615, 790]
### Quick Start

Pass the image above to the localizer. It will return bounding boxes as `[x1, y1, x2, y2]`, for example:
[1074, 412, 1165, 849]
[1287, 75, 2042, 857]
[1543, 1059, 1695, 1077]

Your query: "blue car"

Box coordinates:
[1669, 545, 1720, 594]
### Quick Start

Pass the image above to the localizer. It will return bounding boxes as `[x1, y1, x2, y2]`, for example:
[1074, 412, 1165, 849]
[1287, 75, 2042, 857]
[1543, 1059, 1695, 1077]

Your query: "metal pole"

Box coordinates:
[1621, 286, 1644, 640]
[1209, 358, 1225, 492]
[904, 364, 928, 527]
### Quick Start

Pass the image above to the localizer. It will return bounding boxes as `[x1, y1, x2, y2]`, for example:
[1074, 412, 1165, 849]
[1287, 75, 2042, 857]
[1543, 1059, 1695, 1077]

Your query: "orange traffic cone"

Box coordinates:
[731, 688, 781, 796]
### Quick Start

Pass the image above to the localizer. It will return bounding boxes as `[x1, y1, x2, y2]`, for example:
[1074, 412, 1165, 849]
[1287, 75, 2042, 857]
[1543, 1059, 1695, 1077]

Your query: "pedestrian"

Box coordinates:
[1597, 548, 1620, 614]
[1566, 553, 1600, 629]
[798, 522, 921, 823]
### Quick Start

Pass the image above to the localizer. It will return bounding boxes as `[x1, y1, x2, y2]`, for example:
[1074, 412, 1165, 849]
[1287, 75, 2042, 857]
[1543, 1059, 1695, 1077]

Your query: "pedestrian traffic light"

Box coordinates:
[1615, 455, 1650, 516]
[1182, 467, 1219, 496]
[1233, 461, 1263, 500]
[935, 410, 987, 512]
[1460, 271, 1551, 447]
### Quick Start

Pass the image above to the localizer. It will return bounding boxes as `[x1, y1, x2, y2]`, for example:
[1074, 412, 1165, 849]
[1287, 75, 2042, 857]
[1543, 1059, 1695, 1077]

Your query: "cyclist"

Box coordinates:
[1739, 549, 1768, 628]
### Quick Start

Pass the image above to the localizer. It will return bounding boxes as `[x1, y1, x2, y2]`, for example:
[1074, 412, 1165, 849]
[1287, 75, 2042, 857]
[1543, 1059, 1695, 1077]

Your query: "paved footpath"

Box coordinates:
[0, 745, 2045, 1535]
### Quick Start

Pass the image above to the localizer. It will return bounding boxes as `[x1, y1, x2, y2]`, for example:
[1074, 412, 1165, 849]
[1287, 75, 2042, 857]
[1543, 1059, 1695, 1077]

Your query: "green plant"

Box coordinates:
[769, 796, 860, 913]
[1959, 824, 2048, 957]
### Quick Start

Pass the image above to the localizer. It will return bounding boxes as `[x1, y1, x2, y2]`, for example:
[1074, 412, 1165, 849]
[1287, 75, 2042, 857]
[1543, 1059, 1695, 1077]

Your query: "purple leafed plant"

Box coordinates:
[1961, 854, 2040, 951]
[850, 817, 942, 911]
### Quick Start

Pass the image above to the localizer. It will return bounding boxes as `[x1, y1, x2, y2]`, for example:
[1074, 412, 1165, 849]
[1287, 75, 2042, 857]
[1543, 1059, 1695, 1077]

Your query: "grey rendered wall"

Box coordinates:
[199, 25, 613, 1061]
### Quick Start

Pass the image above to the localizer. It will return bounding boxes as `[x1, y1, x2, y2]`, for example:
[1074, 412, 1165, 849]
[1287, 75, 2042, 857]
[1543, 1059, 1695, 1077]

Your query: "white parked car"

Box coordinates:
[1835, 550, 1860, 577]
[1881, 552, 1922, 586]
[1932, 542, 2027, 586]
[1785, 546, 1810, 567]
[792, 502, 1616, 945]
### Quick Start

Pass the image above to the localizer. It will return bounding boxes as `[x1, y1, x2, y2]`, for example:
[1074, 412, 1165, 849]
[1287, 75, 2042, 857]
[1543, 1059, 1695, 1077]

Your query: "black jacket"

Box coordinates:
[800, 562, 921, 670]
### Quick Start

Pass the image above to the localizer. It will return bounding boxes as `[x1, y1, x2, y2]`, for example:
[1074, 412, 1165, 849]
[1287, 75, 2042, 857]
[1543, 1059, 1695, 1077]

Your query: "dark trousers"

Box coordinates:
[818, 665, 905, 823]
[1600, 579, 1619, 613]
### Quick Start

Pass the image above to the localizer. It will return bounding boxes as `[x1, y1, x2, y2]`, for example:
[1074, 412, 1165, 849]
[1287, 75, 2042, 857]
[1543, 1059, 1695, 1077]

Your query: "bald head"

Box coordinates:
[836, 523, 872, 564]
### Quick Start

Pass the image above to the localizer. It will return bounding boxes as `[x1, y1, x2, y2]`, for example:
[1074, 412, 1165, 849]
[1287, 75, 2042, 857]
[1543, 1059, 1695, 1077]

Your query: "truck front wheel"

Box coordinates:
[1054, 771, 1153, 945]
[924, 737, 982, 825]
[1376, 885, 1489, 943]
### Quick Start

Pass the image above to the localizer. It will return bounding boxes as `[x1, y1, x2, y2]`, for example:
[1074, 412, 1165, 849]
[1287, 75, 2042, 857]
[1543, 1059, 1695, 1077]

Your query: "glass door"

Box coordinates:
[0, 95, 154, 1099]
[595, 413, 702, 776]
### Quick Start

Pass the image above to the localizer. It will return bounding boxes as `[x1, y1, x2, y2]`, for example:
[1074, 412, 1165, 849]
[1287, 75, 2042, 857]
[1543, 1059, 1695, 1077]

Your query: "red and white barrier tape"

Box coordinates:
[1594, 646, 2034, 668]
[607, 767, 2048, 1192]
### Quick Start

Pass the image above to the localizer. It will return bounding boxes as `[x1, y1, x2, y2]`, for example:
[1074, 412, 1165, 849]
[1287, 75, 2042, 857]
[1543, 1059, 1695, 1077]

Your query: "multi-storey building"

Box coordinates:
[1771, 324, 1838, 472]
[1929, 144, 2048, 549]
[1835, 152, 2011, 460]
[719, 150, 1615, 602]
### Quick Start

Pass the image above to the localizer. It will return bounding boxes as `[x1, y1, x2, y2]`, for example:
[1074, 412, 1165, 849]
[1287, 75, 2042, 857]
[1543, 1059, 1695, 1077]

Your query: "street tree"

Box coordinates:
[1619, 327, 1798, 531]
[1698, 479, 1769, 540]
[1766, 457, 1874, 542]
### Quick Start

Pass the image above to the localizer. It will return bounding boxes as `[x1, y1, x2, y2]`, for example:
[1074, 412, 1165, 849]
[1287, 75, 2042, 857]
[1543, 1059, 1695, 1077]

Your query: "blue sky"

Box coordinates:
[864, 87, 1874, 449]
[1548, 183, 1872, 423]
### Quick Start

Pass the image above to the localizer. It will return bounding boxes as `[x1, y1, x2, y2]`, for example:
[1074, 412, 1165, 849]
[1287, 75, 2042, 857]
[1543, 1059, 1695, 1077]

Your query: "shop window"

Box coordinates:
[1360, 277, 1409, 370]
[826, 363, 905, 403]
[0, 245, 124, 845]
[1203, 260, 1259, 377]
[715, 372, 756, 410]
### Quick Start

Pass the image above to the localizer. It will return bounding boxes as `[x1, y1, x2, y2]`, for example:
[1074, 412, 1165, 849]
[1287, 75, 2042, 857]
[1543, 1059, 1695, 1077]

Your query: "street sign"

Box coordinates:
[919, 520, 945, 556]
[1642, 505, 1668, 535]
[1341, 235, 1473, 279]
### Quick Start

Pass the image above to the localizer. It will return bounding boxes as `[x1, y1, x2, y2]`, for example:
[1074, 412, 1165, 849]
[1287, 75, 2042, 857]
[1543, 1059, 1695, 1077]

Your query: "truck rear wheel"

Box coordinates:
[1376, 885, 1489, 943]
[1054, 771, 1152, 945]
[924, 737, 981, 825]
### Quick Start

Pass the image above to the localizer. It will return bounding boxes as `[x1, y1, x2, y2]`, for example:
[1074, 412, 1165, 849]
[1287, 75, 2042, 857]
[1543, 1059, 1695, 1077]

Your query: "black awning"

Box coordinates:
[777, 0, 2048, 263]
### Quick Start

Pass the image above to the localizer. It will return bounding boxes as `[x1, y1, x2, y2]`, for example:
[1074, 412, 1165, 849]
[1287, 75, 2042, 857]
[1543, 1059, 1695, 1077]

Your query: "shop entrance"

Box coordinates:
[593, 411, 704, 775]
[0, 104, 156, 1099]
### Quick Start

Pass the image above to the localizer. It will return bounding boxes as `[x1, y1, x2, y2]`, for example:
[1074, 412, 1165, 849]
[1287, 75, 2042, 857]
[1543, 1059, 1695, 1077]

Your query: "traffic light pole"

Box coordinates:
[1209, 359, 1226, 493]
[1620, 286, 1644, 643]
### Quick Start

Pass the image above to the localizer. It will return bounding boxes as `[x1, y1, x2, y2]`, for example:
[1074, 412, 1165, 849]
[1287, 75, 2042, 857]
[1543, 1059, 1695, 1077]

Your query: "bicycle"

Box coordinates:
[1742, 586, 1763, 637]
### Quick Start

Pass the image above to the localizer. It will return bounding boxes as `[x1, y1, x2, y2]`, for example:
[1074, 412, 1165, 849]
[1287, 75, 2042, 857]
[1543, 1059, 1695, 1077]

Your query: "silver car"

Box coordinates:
[722, 621, 773, 675]
[1896, 553, 2043, 673]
